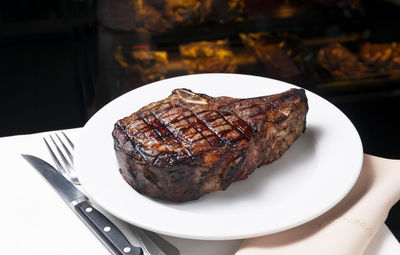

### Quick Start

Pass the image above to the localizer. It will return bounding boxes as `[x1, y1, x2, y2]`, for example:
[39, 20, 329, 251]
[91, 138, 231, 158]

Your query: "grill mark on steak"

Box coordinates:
[162, 106, 219, 133]
[195, 110, 230, 146]
[148, 109, 174, 139]
[147, 108, 194, 157]
[181, 105, 223, 146]
[183, 115, 213, 146]
[155, 103, 174, 116]
[153, 102, 214, 149]
[212, 111, 248, 144]
[114, 123, 150, 163]
[137, 112, 164, 141]
[216, 110, 252, 141]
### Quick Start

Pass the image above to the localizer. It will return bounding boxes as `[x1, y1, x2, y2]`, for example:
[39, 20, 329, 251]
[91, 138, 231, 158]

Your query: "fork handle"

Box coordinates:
[75, 201, 143, 255]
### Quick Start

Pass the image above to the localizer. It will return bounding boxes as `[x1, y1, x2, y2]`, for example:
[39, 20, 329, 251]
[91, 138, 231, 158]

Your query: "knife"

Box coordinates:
[22, 154, 143, 255]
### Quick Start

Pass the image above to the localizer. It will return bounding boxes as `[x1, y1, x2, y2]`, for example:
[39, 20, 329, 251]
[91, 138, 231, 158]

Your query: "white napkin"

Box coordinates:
[236, 154, 400, 255]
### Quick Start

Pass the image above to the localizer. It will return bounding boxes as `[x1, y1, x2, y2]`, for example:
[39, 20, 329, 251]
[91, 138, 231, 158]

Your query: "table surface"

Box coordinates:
[1, 128, 399, 255]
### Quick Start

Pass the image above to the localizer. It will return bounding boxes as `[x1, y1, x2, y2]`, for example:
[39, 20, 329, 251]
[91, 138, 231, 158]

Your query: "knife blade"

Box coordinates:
[22, 154, 143, 255]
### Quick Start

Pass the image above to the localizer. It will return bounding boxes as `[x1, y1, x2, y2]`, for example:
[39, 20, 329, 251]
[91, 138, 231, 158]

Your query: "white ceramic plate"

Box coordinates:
[75, 73, 363, 240]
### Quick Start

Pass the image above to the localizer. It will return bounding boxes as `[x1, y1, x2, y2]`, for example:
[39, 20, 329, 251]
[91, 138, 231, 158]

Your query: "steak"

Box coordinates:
[112, 88, 308, 202]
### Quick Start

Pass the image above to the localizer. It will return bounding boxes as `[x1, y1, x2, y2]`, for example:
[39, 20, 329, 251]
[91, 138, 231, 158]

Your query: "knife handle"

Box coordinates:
[75, 201, 143, 255]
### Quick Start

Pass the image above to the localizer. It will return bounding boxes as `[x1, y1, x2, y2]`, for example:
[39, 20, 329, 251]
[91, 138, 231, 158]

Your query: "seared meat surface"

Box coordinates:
[112, 88, 308, 202]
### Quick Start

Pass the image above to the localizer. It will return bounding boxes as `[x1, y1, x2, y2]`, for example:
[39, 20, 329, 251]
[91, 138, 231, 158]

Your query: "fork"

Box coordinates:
[44, 131, 180, 255]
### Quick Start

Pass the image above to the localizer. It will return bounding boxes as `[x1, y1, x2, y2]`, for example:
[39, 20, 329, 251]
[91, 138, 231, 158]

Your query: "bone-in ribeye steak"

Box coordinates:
[112, 88, 308, 202]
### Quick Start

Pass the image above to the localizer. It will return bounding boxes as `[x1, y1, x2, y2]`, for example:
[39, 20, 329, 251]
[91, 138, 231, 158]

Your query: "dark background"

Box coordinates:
[1, 0, 399, 241]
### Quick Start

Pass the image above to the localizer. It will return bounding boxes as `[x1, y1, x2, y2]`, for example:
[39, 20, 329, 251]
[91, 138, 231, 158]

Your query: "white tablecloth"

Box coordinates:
[0, 128, 399, 255]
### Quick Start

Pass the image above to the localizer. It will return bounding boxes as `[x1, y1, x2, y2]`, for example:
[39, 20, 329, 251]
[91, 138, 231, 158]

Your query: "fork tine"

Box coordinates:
[62, 131, 74, 150]
[55, 133, 74, 163]
[43, 137, 68, 175]
[49, 135, 74, 172]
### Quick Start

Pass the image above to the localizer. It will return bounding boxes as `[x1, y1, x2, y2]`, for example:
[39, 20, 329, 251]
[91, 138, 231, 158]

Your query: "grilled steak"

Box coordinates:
[112, 88, 308, 202]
